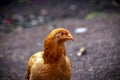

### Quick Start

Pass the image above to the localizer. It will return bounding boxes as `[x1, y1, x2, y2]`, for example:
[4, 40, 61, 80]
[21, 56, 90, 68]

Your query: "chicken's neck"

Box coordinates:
[43, 41, 66, 64]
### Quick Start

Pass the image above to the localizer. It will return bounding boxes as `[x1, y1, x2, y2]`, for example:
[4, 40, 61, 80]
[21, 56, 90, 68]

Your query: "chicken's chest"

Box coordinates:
[31, 56, 71, 80]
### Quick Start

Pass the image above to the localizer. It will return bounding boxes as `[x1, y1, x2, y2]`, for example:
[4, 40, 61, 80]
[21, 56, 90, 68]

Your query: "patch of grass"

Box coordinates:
[85, 12, 107, 20]
[85, 12, 98, 20]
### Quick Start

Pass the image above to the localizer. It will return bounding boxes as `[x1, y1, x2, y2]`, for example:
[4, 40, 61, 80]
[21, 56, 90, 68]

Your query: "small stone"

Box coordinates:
[75, 27, 87, 34]
[77, 47, 86, 56]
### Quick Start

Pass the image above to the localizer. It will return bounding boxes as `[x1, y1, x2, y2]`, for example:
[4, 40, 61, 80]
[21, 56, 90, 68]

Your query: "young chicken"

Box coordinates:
[25, 28, 74, 80]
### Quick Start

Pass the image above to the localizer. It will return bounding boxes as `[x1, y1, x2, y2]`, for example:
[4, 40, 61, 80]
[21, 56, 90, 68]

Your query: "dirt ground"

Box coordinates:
[0, 1, 120, 80]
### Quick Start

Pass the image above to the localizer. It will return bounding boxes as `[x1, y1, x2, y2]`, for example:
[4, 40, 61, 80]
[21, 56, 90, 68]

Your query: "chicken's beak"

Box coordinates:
[67, 33, 74, 41]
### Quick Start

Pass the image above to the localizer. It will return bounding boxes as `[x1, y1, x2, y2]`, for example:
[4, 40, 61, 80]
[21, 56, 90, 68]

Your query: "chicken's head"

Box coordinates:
[45, 28, 74, 43]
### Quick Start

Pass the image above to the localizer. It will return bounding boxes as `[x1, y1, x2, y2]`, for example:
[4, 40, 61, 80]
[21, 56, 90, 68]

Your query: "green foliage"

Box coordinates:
[18, 0, 25, 3]
[85, 12, 98, 20]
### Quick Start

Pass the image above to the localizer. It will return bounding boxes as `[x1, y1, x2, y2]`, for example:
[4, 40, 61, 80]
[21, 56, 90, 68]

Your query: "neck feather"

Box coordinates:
[43, 40, 66, 64]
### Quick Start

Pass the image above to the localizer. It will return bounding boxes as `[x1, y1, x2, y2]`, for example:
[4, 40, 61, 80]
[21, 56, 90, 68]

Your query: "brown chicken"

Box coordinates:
[25, 28, 74, 80]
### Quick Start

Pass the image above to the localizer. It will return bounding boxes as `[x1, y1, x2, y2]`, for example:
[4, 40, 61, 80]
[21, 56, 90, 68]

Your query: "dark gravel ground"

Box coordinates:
[0, 13, 120, 80]
[0, 1, 120, 80]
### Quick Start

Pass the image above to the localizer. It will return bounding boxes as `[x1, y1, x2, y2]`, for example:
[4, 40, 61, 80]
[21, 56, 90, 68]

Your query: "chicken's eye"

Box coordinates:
[61, 32, 64, 35]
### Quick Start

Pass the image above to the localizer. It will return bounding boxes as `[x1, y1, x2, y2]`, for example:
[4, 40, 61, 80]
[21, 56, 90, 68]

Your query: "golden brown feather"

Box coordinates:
[25, 28, 73, 80]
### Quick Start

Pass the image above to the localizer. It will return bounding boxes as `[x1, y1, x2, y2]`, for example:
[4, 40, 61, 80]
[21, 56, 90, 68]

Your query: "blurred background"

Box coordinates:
[0, 0, 120, 80]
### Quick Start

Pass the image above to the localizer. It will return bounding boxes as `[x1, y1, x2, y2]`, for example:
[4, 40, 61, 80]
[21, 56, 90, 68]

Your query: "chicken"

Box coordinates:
[25, 28, 74, 80]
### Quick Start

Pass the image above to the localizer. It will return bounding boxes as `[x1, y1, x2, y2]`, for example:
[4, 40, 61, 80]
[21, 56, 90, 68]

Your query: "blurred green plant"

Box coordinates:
[85, 12, 107, 20]
[18, 0, 25, 4]
[85, 12, 97, 20]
